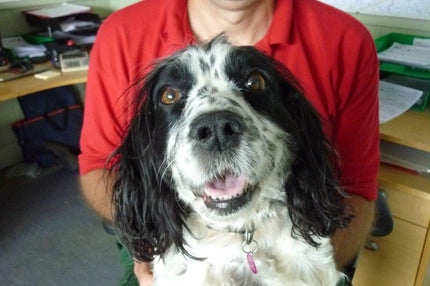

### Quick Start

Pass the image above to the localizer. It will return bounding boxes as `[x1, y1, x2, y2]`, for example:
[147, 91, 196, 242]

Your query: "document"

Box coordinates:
[413, 38, 430, 48]
[25, 3, 91, 19]
[378, 80, 423, 124]
[60, 19, 97, 32]
[2, 36, 46, 58]
[377, 43, 430, 71]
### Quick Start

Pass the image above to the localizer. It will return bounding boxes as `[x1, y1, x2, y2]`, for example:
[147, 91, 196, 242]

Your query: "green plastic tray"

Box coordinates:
[375, 33, 430, 80]
[376, 33, 430, 111]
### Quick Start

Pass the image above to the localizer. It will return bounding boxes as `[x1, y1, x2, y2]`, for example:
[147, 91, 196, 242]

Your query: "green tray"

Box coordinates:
[375, 33, 430, 80]
[22, 34, 54, 45]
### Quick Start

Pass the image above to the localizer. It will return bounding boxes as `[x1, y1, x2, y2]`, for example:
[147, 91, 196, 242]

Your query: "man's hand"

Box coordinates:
[134, 261, 154, 286]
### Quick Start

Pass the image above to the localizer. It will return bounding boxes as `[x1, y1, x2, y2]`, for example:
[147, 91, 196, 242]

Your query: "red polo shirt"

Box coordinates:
[79, 0, 380, 200]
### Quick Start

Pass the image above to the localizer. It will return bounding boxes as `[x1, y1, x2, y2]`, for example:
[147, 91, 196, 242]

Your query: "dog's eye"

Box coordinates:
[160, 87, 181, 105]
[245, 73, 266, 91]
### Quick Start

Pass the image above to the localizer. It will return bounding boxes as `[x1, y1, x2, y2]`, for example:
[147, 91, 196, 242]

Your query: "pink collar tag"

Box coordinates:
[246, 252, 258, 274]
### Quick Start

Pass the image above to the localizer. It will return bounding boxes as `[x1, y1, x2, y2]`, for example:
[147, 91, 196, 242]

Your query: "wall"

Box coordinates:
[0, 2, 429, 169]
[109, 0, 138, 11]
[353, 13, 430, 38]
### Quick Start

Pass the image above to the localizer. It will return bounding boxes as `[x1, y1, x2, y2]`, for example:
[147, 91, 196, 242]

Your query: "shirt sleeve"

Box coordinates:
[333, 30, 380, 201]
[78, 18, 131, 175]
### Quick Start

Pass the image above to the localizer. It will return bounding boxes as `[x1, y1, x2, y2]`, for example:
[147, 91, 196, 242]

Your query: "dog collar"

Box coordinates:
[205, 224, 259, 274]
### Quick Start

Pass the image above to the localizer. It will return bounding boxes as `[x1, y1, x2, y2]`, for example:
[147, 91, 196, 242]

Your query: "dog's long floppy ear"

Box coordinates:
[107, 63, 191, 262]
[278, 70, 353, 247]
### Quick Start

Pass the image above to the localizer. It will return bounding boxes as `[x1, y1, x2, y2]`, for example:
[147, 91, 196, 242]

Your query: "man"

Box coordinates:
[79, 0, 379, 285]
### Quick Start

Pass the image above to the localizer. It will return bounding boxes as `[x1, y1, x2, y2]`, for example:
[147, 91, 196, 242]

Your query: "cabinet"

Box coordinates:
[353, 110, 430, 286]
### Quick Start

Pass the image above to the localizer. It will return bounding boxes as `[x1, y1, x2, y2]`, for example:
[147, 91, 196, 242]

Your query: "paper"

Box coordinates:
[25, 3, 91, 19]
[378, 80, 423, 124]
[60, 19, 96, 32]
[34, 70, 61, 80]
[2, 36, 46, 58]
[413, 38, 430, 48]
[377, 43, 430, 70]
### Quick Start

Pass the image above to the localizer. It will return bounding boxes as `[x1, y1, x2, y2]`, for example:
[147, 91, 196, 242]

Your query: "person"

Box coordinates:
[79, 0, 379, 285]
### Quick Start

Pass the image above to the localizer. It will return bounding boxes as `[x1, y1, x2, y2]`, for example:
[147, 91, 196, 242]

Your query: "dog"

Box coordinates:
[109, 37, 352, 285]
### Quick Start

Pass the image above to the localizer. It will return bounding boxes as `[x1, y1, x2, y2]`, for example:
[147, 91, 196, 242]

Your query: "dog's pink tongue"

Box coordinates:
[205, 175, 246, 198]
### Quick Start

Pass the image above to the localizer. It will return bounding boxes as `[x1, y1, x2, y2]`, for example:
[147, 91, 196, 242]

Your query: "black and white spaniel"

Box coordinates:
[109, 37, 352, 285]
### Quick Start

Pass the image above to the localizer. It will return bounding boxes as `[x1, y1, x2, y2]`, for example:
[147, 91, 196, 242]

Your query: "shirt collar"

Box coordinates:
[256, 0, 294, 54]
[159, 0, 196, 56]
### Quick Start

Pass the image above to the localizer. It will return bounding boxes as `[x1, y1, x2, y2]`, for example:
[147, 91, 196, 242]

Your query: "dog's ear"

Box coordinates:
[279, 77, 352, 247]
[107, 67, 190, 262]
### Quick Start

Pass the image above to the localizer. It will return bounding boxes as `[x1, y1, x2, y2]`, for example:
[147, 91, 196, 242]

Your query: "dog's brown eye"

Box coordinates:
[161, 88, 181, 105]
[245, 73, 266, 91]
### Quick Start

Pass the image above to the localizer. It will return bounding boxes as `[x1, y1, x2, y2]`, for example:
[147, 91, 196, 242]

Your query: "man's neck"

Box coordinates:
[188, 0, 276, 46]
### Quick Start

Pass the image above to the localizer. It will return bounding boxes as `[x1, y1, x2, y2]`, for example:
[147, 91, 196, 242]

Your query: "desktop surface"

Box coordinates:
[0, 63, 87, 102]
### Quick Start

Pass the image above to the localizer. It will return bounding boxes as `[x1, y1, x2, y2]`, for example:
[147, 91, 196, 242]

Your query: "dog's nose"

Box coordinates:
[189, 111, 245, 152]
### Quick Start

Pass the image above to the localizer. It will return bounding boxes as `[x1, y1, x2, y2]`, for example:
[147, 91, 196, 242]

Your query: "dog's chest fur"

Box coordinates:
[153, 213, 341, 286]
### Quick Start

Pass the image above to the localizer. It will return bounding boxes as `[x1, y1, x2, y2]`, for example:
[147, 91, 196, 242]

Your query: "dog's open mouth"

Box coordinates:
[200, 173, 252, 215]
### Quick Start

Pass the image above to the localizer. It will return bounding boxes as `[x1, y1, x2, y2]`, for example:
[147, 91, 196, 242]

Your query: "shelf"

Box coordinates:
[380, 109, 430, 153]
[378, 164, 430, 200]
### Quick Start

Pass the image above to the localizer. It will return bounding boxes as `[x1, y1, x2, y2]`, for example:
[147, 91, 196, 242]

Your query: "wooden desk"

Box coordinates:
[0, 63, 87, 102]
[354, 108, 430, 286]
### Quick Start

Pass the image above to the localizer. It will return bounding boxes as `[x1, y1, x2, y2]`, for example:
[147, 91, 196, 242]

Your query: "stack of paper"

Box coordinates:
[378, 42, 430, 71]
[25, 3, 91, 19]
[378, 80, 423, 124]
[413, 38, 430, 49]
[60, 17, 98, 33]
[2, 36, 46, 58]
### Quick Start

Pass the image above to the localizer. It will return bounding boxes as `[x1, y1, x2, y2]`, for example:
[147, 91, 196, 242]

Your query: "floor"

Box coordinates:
[0, 164, 122, 286]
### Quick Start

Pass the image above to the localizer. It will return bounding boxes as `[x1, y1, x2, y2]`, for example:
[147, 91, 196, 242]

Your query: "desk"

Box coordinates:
[0, 63, 87, 102]
[353, 108, 430, 286]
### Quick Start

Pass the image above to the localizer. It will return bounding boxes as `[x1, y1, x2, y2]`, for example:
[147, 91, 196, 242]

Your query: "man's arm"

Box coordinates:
[80, 168, 113, 221]
[80, 169, 154, 285]
[332, 194, 375, 267]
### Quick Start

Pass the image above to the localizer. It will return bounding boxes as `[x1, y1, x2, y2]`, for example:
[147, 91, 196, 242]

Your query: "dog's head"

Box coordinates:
[110, 37, 351, 262]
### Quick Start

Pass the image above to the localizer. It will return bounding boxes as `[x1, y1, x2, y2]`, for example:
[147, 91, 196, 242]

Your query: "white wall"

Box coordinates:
[353, 13, 430, 38]
[109, 0, 139, 11]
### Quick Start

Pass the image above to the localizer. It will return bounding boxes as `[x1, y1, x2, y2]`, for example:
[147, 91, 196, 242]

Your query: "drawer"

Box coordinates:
[353, 218, 427, 286]
[378, 184, 430, 228]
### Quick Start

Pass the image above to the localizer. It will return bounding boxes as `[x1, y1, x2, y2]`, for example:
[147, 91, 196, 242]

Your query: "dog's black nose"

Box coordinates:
[189, 111, 245, 152]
